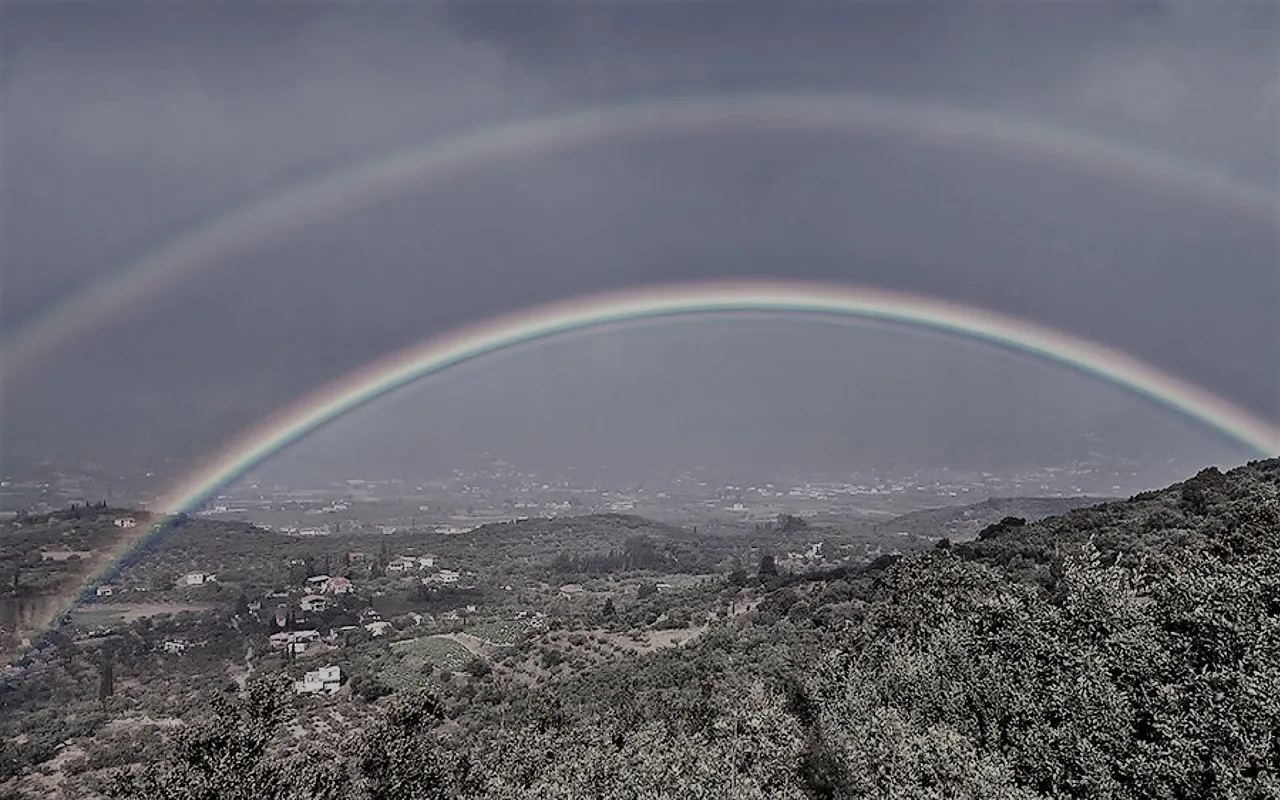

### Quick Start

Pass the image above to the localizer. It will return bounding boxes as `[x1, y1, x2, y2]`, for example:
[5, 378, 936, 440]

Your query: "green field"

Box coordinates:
[389, 636, 473, 672]
[463, 619, 536, 646]
[69, 607, 126, 627]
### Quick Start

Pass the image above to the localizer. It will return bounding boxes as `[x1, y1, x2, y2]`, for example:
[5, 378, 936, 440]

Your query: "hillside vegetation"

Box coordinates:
[871, 495, 1105, 542]
[86, 459, 1280, 799]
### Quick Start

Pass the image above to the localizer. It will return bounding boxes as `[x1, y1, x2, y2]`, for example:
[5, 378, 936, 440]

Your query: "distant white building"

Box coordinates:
[386, 557, 415, 573]
[162, 639, 189, 654]
[179, 572, 215, 587]
[364, 620, 392, 637]
[95, 585, 117, 597]
[305, 575, 331, 592]
[300, 595, 328, 612]
[295, 665, 342, 695]
[269, 630, 321, 652]
[417, 555, 437, 569]
[113, 517, 137, 529]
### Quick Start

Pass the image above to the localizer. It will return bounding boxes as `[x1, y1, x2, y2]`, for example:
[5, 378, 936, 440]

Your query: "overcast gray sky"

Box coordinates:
[1, 2, 1275, 485]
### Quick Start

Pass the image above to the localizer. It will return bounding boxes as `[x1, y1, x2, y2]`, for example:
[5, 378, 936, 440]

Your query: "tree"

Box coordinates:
[98, 645, 115, 710]
[601, 597, 616, 618]
[759, 554, 778, 578]
[103, 673, 294, 800]
[350, 673, 392, 703]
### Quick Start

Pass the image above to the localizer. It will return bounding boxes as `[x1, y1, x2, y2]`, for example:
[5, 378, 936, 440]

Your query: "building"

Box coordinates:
[428, 569, 460, 585]
[347, 552, 367, 564]
[95, 585, 117, 597]
[300, 595, 328, 613]
[324, 577, 354, 595]
[417, 555, 437, 569]
[269, 630, 322, 652]
[363, 620, 392, 637]
[113, 517, 137, 529]
[327, 625, 360, 642]
[162, 640, 190, 654]
[179, 572, 215, 587]
[295, 665, 342, 695]
[386, 557, 416, 573]
[305, 575, 331, 593]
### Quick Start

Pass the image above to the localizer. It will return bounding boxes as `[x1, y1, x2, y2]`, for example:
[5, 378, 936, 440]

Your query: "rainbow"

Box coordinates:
[10, 278, 1277, 670]
[2, 92, 1276, 382]
[153, 281, 1280, 515]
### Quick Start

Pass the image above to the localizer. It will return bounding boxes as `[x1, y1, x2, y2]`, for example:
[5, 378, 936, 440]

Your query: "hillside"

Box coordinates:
[871, 495, 1106, 543]
[3, 460, 1278, 799]
[0, 505, 151, 659]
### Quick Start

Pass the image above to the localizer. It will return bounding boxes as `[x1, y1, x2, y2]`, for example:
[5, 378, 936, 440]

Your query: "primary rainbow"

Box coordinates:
[154, 281, 1280, 520]
[2, 92, 1276, 382]
[8, 279, 1279, 669]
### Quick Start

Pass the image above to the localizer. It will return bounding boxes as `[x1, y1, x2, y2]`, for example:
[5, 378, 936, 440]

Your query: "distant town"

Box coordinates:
[0, 450, 1201, 529]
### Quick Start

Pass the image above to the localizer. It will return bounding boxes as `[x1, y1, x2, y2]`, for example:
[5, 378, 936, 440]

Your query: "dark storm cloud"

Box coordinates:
[1, 2, 1274, 482]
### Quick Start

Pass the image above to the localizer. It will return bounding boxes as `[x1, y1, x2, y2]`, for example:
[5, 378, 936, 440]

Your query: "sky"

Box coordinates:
[1, 2, 1276, 487]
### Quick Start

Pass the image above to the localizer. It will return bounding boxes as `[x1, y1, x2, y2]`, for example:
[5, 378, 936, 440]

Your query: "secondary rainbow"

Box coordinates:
[3, 92, 1276, 382]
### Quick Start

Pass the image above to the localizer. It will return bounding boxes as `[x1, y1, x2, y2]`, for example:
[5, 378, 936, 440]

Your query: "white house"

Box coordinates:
[304, 575, 331, 594]
[95, 585, 117, 597]
[269, 630, 322, 651]
[299, 595, 328, 613]
[162, 639, 189, 654]
[363, 620, 392, 637]
[295, 665, 342, 695]
[417, 554, 437, 569]
[113, 517, 137, 529]
[386, 557, 416, 573]
[434, 569, 460, 584]
[179, 572, 215, 587]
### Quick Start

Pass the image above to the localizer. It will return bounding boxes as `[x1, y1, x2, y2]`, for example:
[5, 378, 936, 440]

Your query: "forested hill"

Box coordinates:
[871, 495, 1105, 542]
[956, 460, 1280, 581]
[75, 461, 1280, 798]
